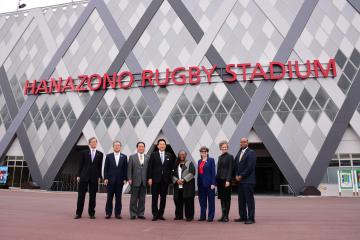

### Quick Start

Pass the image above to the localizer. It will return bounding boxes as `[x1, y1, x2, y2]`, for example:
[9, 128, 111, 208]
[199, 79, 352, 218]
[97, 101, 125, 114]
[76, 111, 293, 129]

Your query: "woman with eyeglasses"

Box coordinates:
[197, 146, 216, 222]
[172, 150, 196, 221]
[216, 141, 234, 222]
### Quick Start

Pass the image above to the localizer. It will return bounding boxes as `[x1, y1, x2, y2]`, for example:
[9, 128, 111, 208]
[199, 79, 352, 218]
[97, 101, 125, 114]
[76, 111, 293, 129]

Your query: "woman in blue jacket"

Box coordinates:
[197, 146, 216, 222]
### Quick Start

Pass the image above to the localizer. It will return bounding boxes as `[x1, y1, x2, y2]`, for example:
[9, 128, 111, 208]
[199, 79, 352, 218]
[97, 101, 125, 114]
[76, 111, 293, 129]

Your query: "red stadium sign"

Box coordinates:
[23, 59, 337, 95]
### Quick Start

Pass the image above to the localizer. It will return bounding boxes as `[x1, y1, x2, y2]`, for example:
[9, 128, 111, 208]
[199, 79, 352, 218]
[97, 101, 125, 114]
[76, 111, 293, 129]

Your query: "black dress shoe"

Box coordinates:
[174, 217, 183, 220]
[130, 216, 136, 220]
[152, 217, 158, 221]
[207, 219, 213, 222]
[138, 216, 146, 219]
[245, 219, 255, 224]
[222, 217, 229, 222]
[234, 218, 246, 222]
[89, 216, 96, 219]
[186, 218, 193, 222]
[105, 215, 111, 219]
[198, 218, 206, 221]
[158, 216, 165, 220]
[217, 217, 224, 222]
[74, 215, 81, 219]
[115, 215, 122, 219]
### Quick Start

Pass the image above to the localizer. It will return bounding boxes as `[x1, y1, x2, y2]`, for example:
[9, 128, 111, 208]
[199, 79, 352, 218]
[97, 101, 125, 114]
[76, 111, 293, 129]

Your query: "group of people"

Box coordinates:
[74, 137, 256, 224]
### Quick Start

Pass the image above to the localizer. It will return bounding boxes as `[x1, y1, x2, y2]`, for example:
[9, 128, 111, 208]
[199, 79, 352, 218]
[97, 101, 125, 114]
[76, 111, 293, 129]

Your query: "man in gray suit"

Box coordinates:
[128, 141, 149, 219]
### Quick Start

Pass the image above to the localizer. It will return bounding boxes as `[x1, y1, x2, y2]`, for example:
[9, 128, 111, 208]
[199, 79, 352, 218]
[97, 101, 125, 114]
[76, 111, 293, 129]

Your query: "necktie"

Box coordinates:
[161, 152, 164, 164]
[239, 149, 245, 162]
[91, 150, 95, 162]
[140, 154, 144, 165]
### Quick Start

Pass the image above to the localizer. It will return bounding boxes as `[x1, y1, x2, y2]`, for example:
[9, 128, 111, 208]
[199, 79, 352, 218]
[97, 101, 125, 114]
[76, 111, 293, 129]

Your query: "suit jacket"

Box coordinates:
[77, 149, 103, 183]
[104, 152, 128, 185]
[127, 153, 149, 187]
[197, 157, 216, 188]
[216, 152, 234, 181]
[234, 148, 256, 184]
[147, 151, 174, 184]
[172, 160, 196, 199]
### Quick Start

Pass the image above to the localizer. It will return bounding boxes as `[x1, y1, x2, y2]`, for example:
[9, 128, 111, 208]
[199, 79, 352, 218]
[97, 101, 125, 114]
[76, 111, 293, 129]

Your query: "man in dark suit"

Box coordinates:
[234, 138, 256, 224]
[75, 137, 103, 219]
[128, 141, 149, 219]
[104, 140, 128, 219]
[147, 139, 174, 221]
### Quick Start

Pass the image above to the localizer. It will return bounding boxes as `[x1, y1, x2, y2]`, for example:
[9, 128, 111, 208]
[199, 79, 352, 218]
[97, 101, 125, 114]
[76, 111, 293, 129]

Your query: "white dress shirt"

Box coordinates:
[178, 164, 183, 189]
[114, 152, 120, 166]
[239, 147, 248, 162]
[159, 151, 165, 164]
[138, 153, 144, 165]
[90, 148, 96, 162]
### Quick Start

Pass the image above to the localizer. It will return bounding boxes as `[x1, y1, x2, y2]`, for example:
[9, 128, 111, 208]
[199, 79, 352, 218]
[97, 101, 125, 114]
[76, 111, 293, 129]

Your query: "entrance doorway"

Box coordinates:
[51, 145, 88, 191]
[251, 143, 287, 194]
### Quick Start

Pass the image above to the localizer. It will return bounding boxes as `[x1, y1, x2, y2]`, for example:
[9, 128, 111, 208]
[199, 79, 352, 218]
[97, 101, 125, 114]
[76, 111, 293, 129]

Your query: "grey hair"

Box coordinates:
[219, 140, 229, 149]
[113, 140, 122, 147]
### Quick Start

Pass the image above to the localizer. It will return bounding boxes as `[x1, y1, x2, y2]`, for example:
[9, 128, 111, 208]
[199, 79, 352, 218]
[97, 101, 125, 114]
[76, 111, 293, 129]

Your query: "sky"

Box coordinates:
[0, 0, 83, 14]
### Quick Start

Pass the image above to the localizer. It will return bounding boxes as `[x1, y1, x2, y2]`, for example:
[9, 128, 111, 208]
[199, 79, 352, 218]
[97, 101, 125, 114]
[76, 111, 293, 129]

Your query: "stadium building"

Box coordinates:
[0, 0, 359, 195]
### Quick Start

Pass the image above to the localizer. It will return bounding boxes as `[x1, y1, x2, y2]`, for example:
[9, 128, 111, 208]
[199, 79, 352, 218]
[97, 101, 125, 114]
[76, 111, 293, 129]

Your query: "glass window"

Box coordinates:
[329, 159, 339, 167]
[222, 92, 235, 112]
[350, 48, 360, 67]
[299, 88, 312, 109]
[339, 154, 350, 159]
[177, 94, 190, 113]
[344, 61, 356, 80]
[315, 88, 329, 108]
[136, 97, 147, 115]
[207, 93, 220, 113]
[129, 109, 140, 127]
[284, 89, 296, 110]
[199, 104, 212, 125]
[185, 106, 197, 126]
[335, 49, 347, 69]
[327, 168, 339, 184]
[352, 160, 360, 166]
[340, 160, 351, 166]
[110, 98, 121, 115]
[337, 74, 351, 94]
[268, 90, 281, 110]
[170, 106, 182, 126]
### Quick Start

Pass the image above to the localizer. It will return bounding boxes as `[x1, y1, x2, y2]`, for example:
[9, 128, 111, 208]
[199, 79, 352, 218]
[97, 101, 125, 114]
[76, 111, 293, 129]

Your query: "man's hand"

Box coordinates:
[235, 176, 242, 182]
[128, 179, 132, 185]
[210, 184, 215, 190]
[148, 179, 152, 186]
[225, 181, 230, 187]
[104, 179, 109, 186]
[76, 177, 80, 183]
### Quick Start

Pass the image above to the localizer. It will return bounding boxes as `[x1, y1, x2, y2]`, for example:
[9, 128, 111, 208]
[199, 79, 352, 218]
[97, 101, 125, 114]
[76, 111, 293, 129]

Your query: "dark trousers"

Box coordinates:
[174, 189, 194, 220]
[217, 179, 231, 219]
[151, 179, 169, 218]
[105, 183, 124, 216]
[76, 181, 98, 216]
[198, 186, 215, 220]
[237, 183, 255, 221]
[129, 184, 146, 217]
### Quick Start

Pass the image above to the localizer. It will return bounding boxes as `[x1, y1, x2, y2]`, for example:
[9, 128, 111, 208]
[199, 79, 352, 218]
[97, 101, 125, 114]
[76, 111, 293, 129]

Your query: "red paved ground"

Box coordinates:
[0, 190, 359, 240]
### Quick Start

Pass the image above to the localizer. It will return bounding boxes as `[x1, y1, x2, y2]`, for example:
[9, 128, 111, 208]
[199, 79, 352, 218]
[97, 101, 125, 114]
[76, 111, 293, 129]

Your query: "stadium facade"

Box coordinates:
[0, 0, 360, 195]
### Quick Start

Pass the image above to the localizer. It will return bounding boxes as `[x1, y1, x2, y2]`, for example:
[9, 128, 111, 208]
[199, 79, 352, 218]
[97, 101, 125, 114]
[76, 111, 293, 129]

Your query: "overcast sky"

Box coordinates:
[0, 0, 83, 13]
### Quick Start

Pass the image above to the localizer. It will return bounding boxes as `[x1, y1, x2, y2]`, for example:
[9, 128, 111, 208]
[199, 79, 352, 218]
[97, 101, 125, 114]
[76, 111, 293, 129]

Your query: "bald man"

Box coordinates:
[234, 138, 256, 224]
